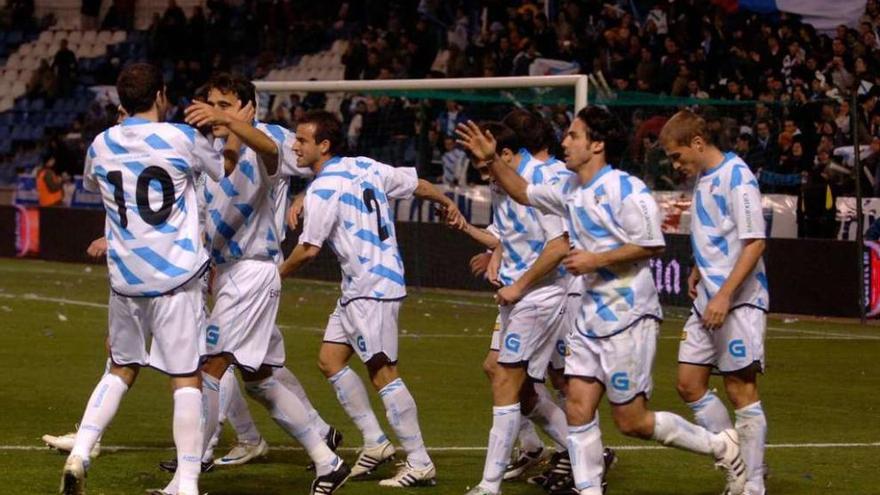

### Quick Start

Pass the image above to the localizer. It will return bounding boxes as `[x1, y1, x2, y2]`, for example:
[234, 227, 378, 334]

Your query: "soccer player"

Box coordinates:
[659, 109, 768, 495]
[456, 107, 748, 495]
[451, 119, 572, 495]
[158, 73, 348, 495]
[60, 62, 225, 495]
[279, 110, 464, 487]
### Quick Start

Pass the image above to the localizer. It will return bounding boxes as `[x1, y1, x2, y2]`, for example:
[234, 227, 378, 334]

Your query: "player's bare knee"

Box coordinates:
[318, 343, 351, 377]
[202, 355, 230, 379]
[565, 396, 594, 426]
[367, 355, 397, 390]
[482, 354, 499, 380]
[676, 378, 707, 403]
[723, 370, 759, 408]
[612, 407, 652, 439]
[109, 364, 138, 387]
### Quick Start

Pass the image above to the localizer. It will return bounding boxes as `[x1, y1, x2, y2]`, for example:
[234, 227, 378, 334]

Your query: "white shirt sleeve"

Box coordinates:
[191, 131, 224, 182]
[731, 180, 766, 239]
[538, 209, 566, 241]
[298, 184, 339, 247]
[619, 192, 666, 247]
[526, 183, 567, 217]
[376, 162, 419, 199]
[82, 142, 99, 192]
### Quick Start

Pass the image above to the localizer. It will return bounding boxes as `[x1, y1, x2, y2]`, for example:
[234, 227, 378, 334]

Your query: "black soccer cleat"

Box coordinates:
[527, 451, 572, 492]
[310, 459, 351, 495]
[307, 426, 344, 471]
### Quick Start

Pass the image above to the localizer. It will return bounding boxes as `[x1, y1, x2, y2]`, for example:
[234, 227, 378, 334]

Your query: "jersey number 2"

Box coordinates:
[362, 188, 389, 241]
[106, 167, 175, 228]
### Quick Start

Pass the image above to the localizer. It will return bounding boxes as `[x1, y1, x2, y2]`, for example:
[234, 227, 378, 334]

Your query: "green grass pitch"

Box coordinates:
[0, 258, 878, 494]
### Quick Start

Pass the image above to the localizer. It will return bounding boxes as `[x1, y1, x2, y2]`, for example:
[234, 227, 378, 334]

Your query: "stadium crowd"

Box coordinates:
[6, 0, 880, 238]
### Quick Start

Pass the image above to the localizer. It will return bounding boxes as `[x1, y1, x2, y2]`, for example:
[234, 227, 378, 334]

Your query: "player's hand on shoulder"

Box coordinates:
[86, 237, 108, 258]
[563, 249, 601, 275]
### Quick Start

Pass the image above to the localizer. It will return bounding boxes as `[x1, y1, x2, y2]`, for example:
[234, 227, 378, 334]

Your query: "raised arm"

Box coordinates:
[455, 120, 530, 205]
[185, 101, 280, 175]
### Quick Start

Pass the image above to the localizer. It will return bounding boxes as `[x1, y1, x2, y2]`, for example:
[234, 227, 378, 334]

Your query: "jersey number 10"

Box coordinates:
[106, 167, 175, 228]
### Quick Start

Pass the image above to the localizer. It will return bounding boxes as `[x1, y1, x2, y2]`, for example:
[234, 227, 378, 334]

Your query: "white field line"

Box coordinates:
[2, 292, 880, 341]
[7, 441, 880, 453]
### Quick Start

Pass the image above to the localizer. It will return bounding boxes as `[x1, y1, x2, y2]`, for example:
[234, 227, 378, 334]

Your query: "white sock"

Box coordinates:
[567, 417, 605, 494]
[274, 366, 332, 438]
[651, 411, 717, 455]
[201, 373, 222, 454]
[478, 403, 520, 494]
[687, 390, 733, 433]
[329, 366, 387, 447]
[102, 358, 112, 376]
[245, 376, 338, 475]
[736, 401, 767, 493]
[70, 374, 128, 461]
[379, 378, 432, 467]
[517, 418, 544, 453]
[529, 383, 569, 451]
[173, 387, 204, 495]
[220, 367, 261, 444]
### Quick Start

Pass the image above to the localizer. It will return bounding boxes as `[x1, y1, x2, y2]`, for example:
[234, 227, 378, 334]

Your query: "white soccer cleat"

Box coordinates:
[714, 429, 747, 495]
[214, 437, 269, 466]
[59, 455, 87, 495]
[378, 461, 437, 488]
[350, 440, 396, 478]
[464, 485, 496, 495]
[44, 432, 101, 458]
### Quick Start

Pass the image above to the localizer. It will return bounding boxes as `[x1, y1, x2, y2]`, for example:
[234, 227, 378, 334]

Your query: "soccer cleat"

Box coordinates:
[378, 461, 437, 487]
[44, 431, 101, 458]
[60, 455, 87, 495]
[503, 446, 546, 480]
[527, 451, 572, 492]
[350, 439, 396, 478]
[310, 458, 351, 495]
[307, 427, 343, 471]
[157, 458, 215, 474]
[714, 429, 747, 495]
[603, 447, 617, 477]
[215, 437, 270, 466]
[464, 485, 496, 495]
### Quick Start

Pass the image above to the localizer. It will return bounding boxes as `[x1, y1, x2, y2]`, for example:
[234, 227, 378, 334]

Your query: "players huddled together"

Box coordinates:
[51, 62, 769, 495]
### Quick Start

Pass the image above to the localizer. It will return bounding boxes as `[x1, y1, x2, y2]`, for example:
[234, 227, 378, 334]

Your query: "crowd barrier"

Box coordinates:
[0, 206, 863, 318]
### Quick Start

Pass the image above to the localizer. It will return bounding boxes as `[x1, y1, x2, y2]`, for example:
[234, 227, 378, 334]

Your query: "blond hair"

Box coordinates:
[659, 109, 713, 146]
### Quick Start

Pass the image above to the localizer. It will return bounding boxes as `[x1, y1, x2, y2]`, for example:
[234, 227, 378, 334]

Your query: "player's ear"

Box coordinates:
[691, 135, 705, 153]
[319, 139, 331, 155]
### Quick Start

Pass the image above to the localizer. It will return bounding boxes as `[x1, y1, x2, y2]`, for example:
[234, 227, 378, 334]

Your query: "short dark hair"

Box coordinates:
[300, 110, 346, 155]
[502, 109, 546, 154]
[576, 106, 626, 164]
[479, 121, 519, 155]
[117, 63, 164, 115]
[205, 72, 256, 108]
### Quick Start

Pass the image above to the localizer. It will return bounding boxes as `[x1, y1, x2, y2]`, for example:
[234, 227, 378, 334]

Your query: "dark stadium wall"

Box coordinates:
[0, 206, 16, 257]
[17, 207, 862, 318]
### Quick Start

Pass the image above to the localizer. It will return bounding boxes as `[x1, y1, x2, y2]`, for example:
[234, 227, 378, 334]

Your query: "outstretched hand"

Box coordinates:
[438, 203, 466, 230]
[455, 120, 497, 162]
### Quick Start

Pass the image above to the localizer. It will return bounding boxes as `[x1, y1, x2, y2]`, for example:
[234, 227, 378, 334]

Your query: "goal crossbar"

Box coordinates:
[254, 75, 589, 112]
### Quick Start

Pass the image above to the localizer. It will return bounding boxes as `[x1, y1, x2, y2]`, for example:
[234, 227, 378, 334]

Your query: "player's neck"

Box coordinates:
[577, 158, 608, 185]
[314, 154, 336, 174]
[132, 108, 161, 123]
[533, 149, 550, 161]
[699, 147, 726, 173]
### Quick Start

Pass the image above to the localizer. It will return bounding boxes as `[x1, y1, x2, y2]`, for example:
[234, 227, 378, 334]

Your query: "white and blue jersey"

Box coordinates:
[203, 122, 310, 265]
[690, 152, 768, 314]
[83, 116, 224, 296]
[299, 156, 419, 305]
[492, 150, 567, 287]
[527, 165, 665, 338]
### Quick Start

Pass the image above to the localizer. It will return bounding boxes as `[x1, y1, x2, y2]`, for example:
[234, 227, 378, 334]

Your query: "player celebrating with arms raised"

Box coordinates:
[279, 110, 463, 488]
[456, 107, 748, 495]
[660, 109, 768, 495]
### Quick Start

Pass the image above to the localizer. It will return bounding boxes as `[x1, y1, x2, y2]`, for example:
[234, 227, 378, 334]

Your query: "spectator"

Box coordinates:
[36, 156, 65, 207]
[27, 59, 56, 99]
[441, 136, 469, 187]
[436, 100, 467, 138]
[52, 40, 77, 97]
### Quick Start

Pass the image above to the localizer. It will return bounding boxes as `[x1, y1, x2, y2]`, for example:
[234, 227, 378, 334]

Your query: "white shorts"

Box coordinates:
[204, 259, 282, 372]
[108, 276, 205, 376]
[565, 317, 659, 405]
[324, 298, 402, 363]
[497, 283, 567, 381]
[678, 306, 766, 374]
[489, 314, 502, 351]
[550, 294, 581, 371]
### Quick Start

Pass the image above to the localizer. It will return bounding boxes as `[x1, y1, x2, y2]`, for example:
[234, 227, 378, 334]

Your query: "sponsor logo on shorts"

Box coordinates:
[206, 325, 220, 346]
[269, 288, 281, 298]
[680, 330, 687, 341]
[610, 372, 630, 391]
[556, 339, 566, 356]
[728, 339, 747, 358]
[356, 335, 367, 353]
[504, 333, 521, 353]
